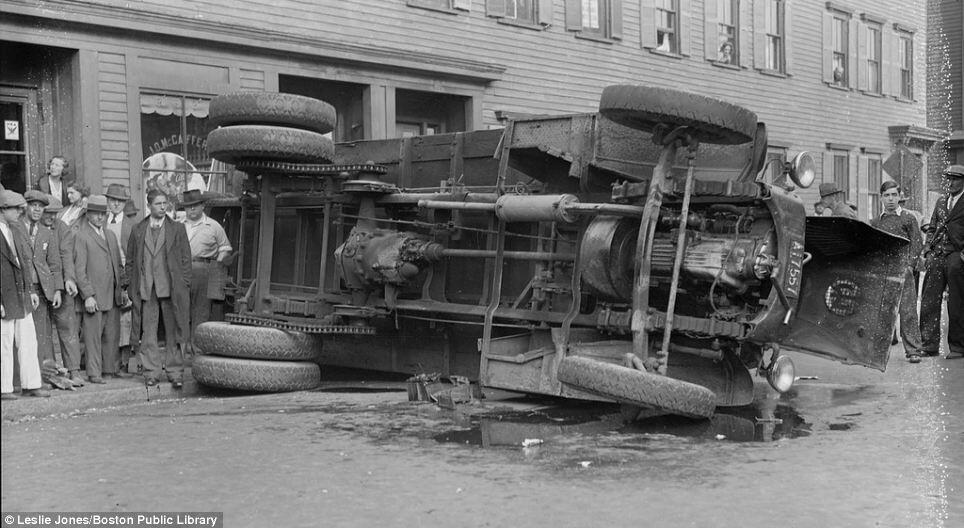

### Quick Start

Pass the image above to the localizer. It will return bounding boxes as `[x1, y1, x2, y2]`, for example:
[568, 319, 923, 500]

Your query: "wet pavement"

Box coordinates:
[1, 347, 961, 528]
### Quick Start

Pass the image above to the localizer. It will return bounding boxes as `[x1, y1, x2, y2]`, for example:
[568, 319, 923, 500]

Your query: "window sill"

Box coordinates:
[497, 18, 546, 31]
[710, 61, 742, 71]
[757, 69, 788, 78]
[824, 82, 851, 91]
[859, 90, 884, 98]
[574, 32, 616, 44]
[646, 48, 684, 60]
[406, 2, 462, 15]
[893, 96, 916, 104]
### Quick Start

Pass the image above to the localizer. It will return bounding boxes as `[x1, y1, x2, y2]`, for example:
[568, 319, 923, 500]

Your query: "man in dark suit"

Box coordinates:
[21, 191, 64, 366]
[920, 165, 964, 358]
[104, 183, 135, 373]
[73, 194, 127, 384]
[1, 190, 48, 399]
[126, 190, 192, 388]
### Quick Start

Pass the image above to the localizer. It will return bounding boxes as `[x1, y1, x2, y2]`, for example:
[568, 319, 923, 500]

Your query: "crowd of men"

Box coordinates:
[820, 165, 964, 364]
[1, 156, 231, 399]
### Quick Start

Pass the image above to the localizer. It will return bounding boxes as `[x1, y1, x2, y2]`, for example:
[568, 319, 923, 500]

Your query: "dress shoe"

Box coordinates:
[922, 350, 941, 357]
[69, 373, 86, 386]
[22, 388, 51, 398]
[0, 392, 18, 400]
[145, 378, 158, 387]
[171, 380, 183, 389]
[88, 377, 106, 384]
[112, 371, 132, 378]
[906, 353, 922, 364]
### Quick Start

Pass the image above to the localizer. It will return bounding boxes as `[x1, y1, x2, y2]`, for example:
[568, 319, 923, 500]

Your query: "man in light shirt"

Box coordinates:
[179, 189, 231, 356]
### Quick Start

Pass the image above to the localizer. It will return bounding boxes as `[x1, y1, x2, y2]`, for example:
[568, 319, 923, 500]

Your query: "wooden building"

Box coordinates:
[0, 0, 944, 218]
[929, 0, 964, 189]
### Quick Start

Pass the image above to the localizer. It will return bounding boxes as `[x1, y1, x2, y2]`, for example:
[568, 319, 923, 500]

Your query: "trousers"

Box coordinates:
[82, 306, 119, 378]
[1, 313, 42, 393]
[138, 289, 183, 381]
[896, 268, 923, 356]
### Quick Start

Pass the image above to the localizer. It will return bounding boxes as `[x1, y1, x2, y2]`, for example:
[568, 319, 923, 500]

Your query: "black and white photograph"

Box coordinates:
[1, 1, 962, 526]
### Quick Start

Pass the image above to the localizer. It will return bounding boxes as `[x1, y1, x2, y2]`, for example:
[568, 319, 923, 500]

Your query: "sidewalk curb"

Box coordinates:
[1, 376, 203, 422]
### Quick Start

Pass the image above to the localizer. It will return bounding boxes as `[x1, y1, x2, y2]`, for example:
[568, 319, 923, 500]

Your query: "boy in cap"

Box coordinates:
[0, 190, 49, 398]
[920, 165, 964, 358]
[73, 194, 127, 383]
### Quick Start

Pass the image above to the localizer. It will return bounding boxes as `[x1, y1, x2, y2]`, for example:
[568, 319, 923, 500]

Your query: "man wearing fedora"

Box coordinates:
[22, 191, 65, 367]
[126, 189, 192, 388]
[40, 197, 83, 385]
[105, 183, 136, 373]
[816, 182, 858, 219]
[73, 194, 127, 384]
[920, 164, 964, 359]
[1, 190, 49, 399]
[180, 189, 232, 356]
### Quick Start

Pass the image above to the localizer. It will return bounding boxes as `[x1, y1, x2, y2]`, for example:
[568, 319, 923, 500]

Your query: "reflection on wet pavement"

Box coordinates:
[434, 398, 812, 447]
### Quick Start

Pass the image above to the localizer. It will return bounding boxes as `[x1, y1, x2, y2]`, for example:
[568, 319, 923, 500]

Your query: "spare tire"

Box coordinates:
[207, 125, 334, 164]
[194, 322, 321, 361]
[557, 355, 716, 418]
[192, 355, 321, 392]
[599, 85, 757, 145]
[209, 92, 336, 135]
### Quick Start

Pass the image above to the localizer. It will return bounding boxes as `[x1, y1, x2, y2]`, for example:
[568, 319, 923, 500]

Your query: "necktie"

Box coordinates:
[111, 214, 118, 224]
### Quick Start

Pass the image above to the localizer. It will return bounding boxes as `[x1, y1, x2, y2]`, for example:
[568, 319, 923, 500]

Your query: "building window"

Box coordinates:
[830, 14, 849, 86]
[715, 0, 738, 64]
[407, 0, 470, 13]
[139, 93, 213, 199]
[395, 89, 468, 139]
[826, 148, 850, 201]
[655, 0, 678, 53]
[867, 155, 882, 217]
[490, 0, 551, 26]
[898, 31, 913, 99]
[566, 0, 621, 40]
[866, 24, 882, 94]
[764, 0, 784, 72]
[505, 0, 537, 23]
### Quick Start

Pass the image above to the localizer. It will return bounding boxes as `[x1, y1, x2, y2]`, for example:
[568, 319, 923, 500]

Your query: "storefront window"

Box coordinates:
[140, 93, 220, 203]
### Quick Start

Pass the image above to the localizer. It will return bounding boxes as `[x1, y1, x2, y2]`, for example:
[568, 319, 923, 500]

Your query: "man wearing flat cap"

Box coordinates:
[22, 191, 65, 367]
[40, 197, 83, 385]
[0, 190, 48, 399]
[816, 182, 858, 219]
[920, 164, 964, 359]
[179, 189, 232, 357]
[73, 194, 127, 383]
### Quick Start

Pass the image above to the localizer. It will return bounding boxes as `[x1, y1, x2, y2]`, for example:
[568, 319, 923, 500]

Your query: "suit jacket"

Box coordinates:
[126, 216, 192, 347]
[73, 220, 125, 311]
[23, 220, 64, 301]
[52, 220, 77, 285]
[106, 212, 135, 264]
[1, 223, 35, 320]
[924, 193, 964, 255]
[33, 176, 72, 207]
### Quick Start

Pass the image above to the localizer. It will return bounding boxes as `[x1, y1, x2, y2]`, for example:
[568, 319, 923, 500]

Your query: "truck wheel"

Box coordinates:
[207, 125, 334, 164]
[192, 355, 321, 392]
[599, 84, 757, 145]
[557, 356, 716, 418]
[209, 92, 336, 135]
[194, 322, 321, 361]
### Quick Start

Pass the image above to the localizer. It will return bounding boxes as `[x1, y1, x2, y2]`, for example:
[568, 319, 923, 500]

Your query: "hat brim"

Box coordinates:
[180, 199, 206, 206]
[104, 194, 130, 201]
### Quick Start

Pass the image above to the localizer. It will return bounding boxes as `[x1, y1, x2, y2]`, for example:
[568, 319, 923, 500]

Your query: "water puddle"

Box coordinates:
[434, 399, 811, 448]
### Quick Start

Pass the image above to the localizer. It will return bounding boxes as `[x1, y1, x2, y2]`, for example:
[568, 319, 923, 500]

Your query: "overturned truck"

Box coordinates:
[192, 86, 906, 418]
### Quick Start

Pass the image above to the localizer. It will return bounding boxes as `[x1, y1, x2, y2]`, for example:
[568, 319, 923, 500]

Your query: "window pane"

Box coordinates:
[718, 0, 733, 25]
[582, 0, 600, 29]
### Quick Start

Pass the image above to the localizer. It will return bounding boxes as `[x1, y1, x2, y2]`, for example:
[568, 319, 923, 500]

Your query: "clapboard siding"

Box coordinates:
[928, 0, 963, 133]
[239, 68, 266, 91]
[96, 51, 129, 184]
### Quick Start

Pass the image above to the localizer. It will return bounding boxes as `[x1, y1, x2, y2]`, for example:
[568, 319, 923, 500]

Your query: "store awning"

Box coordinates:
[140, 93, 209, 118]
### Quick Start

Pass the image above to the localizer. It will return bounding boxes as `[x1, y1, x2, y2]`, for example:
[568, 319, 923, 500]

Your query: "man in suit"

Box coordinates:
[73, 194, 127, 384]
[105, 183, 135, 373]
[33, 156, 71, 207]
[21, 191, 64, 366]
[920, 165, 964, 358]
[127, 190, 192, 388]
[1, 190, 48, 399]
[40, 197, 83, 385]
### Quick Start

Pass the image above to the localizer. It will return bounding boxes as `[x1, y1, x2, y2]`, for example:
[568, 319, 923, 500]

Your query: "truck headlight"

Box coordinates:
[766, 355, 795, 393]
